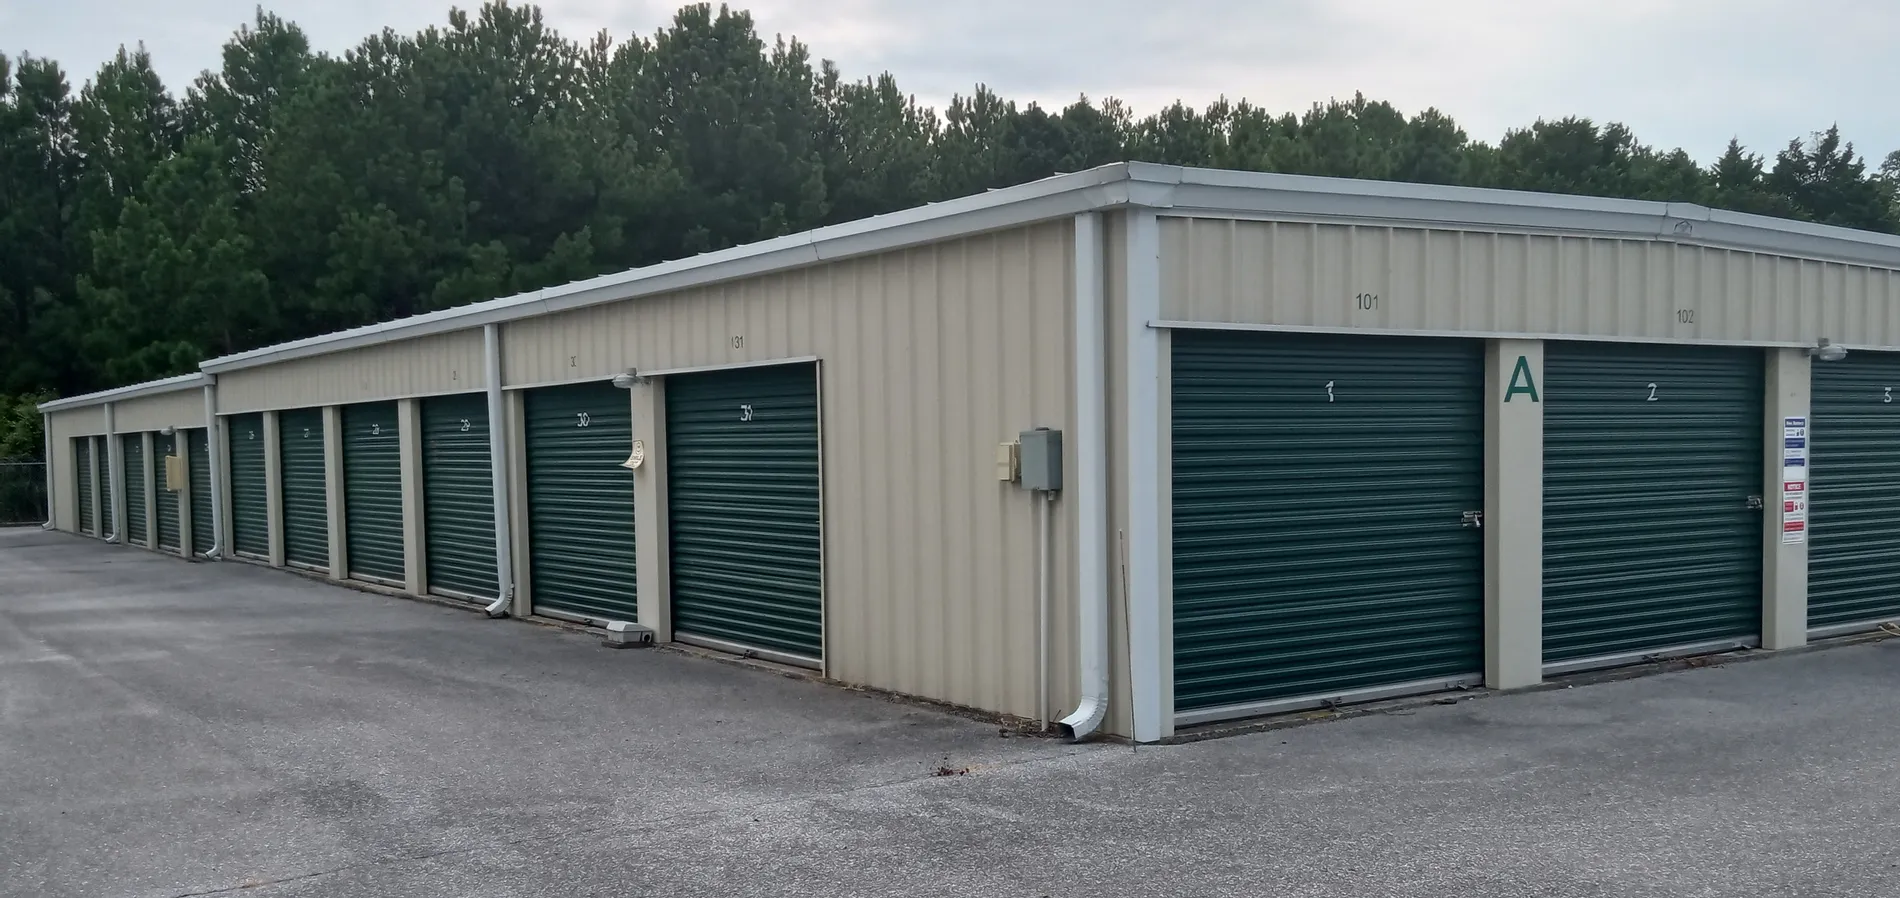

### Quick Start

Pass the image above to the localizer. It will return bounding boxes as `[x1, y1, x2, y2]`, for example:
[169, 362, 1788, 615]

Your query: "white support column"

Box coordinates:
[1762, 348, 1811, 650]
[632, 378, 671, 640]
[1122, 209, 1167, 744]
[1485, 339, 1545, 688]
[264, 411, 285, 567]
[204, 383, 227, 560]
[398, 399, 426, 596]
[505, 389, 532, 618]
[140, 432, 157, 549]
[105, 403, 122, 543]
[323, 406, 346, 579]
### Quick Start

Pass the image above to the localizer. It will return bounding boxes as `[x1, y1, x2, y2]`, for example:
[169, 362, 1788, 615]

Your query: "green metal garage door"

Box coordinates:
[422, 393, 497, 600]
[1809, 351, 1900, 630]
[188, 428, 214, 555]
[75, 438, 95, 535]
[526, 381, 636, 622]
[1543, 344, 1764, 666]
[342, 402, 404, 583]
[122, 434, 148, 547]
[228, 414, 269, 559]
[1171, 331, 1486, 716]
[666, 363, 823, 662]
[154, 432, 180, 551]
[279, 408, 329, 570]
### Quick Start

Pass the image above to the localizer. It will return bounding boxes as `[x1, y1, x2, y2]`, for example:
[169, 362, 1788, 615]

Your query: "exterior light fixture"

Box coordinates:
[611, 370, 642, 389]
[160, 426, 176, 436]
[1810, 339, 1848, 362]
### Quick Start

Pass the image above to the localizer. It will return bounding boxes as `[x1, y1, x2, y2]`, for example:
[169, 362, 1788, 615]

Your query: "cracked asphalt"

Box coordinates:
[5, 526, 1900, 898]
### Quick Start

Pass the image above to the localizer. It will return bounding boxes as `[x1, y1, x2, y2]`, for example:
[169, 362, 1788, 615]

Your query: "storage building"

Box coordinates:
[37, 162, 1900, 742]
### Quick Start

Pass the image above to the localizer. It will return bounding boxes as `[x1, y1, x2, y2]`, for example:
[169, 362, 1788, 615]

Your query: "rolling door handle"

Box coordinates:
[1460, 510, 1483, 529]
[1745, 495, 1764, 510]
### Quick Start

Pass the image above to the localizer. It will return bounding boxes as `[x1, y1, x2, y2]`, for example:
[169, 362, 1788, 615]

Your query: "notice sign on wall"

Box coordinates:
[1782, 416, 1808, 544]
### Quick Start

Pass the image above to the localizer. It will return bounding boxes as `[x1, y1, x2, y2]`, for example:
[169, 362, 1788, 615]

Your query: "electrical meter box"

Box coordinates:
[1018, 427, 1062, 492]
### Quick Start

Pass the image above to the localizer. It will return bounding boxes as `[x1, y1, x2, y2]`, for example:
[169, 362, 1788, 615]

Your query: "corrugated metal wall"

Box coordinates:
[45, 409, 104, 533]
[1160, 217, 1900, 346]
[116, 391, 206, 433]
[501, 221, 1078, 722]
[217, 330, 486, 414]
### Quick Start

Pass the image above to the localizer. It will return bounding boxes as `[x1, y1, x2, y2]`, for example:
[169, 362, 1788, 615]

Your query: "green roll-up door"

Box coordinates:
[1171, 332, 1485, 715]
[1543, 344, 1765, 665]
[279, 408, 329, 570]
[188, 428, 214, 555]
[228, 415, 268, 558]
[1809, 351, 1900, 629]
[122, 434, 148, 546]
[75, 438, 95, 535]
[342, 402, 404, 583]
[526, 382, 636, 621]
[423, 393, 497, 600]
[665, 363, 824, 661]
[154, 432, 180, 551]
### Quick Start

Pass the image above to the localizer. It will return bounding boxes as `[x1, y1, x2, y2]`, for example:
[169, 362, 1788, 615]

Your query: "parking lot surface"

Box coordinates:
[4, 527, 1898, 898]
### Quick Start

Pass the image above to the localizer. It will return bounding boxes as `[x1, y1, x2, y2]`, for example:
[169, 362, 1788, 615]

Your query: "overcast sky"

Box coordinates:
[6, 0, 1896, 166]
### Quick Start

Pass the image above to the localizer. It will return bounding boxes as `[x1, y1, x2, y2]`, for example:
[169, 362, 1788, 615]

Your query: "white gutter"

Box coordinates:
[482, 324, 513, 618]
[39, 413, 54, 530]
[1058, 211, 1110, 741]
[103, 403, 121, 544]
[201, 381, 224, 559]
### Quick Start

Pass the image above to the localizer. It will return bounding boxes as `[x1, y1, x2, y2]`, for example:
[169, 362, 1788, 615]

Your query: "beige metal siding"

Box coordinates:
[115, 390, 206, 433]
[45, 408, 105, 533]
[1161, 217, 1900, 346]
[217, 330, 486, 414]
[503, 221, 1079, 721]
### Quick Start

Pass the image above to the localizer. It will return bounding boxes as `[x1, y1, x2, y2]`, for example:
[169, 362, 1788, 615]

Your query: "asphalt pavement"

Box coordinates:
[4, 526, 1898, 898]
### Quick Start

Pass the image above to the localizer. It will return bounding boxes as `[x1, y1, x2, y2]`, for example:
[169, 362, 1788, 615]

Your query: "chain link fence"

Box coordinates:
[0, 459, 48, 526]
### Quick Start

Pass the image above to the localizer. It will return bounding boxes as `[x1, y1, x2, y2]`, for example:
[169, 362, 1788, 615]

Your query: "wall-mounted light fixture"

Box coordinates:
[159, 426, 176, 436]
[1810, 339, 1848, 362]
[610, 369, 644, 389]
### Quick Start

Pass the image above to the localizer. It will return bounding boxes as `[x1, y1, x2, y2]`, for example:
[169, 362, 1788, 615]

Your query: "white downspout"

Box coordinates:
[482, 323, 514, 618]
[1059, 211, 1110, 741]
[202, 381, 225, 559]
[40, 412, 54, 529]
[104, 402, 121, 544]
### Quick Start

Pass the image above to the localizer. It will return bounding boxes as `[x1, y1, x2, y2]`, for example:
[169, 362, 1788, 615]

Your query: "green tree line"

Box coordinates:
[5, 1, 1898, 459]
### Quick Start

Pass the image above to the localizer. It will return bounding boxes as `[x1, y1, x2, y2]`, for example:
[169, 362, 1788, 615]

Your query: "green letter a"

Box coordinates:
[1505, 355, 1540, 402]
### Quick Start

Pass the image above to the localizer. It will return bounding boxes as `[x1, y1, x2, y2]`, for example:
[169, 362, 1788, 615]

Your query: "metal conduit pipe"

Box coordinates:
[482, 323, 514, 618]
[1058, 211, 1110, 741]
[201, 381, 225, 559]
[103, 402, 121, 544]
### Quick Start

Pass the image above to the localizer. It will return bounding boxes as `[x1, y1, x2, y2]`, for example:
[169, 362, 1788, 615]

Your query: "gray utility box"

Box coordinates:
[1018, 428, 1063, 492]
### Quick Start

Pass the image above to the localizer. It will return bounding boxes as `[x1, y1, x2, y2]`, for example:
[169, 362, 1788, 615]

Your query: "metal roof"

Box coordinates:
[48, 162, 1900, 401]
[37, 372, 208, 414]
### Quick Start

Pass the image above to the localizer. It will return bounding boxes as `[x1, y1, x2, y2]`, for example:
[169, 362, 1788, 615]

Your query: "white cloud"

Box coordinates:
[7, 0, 1896, 163]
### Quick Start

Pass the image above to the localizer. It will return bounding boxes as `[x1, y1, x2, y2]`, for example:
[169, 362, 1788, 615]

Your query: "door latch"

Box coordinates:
[1460, 510, 1483, 529]
[1745, 495, 1764, 510]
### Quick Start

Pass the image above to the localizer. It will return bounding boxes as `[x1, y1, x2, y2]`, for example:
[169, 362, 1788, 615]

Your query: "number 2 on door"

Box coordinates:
[1645, 383, 1658, 402]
